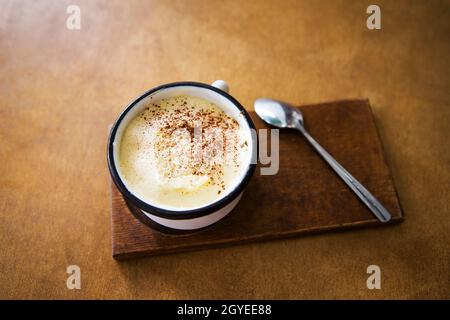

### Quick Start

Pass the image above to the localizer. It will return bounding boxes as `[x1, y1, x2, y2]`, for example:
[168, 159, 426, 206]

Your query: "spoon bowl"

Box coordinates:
[254, 98, 303, 129]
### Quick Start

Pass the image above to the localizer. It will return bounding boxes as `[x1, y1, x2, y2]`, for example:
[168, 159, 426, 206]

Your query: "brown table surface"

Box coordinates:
[1, 0, 449, 299]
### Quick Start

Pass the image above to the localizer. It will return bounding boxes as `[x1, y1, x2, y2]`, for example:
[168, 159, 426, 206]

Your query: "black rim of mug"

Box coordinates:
[107, 81, 257, 220]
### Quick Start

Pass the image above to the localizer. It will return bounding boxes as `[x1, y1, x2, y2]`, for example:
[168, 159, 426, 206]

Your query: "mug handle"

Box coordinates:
[211, 80, 229, 93]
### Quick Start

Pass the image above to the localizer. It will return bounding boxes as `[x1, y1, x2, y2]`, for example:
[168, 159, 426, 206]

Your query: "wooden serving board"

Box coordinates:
[110, 99, 403, 259]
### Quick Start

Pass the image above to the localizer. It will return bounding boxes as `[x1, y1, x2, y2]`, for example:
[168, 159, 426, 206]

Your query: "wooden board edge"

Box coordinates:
[112, 214, 403, 260]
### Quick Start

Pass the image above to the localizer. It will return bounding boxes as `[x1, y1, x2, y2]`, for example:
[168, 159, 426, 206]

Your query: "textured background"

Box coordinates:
[0, 0, 449, 299]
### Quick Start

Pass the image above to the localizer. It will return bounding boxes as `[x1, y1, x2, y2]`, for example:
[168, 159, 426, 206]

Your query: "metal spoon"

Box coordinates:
[254, 98, 391, 223]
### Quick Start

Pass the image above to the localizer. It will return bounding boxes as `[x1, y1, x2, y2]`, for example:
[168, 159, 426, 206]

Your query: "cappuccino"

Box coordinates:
[118, 95, 251, 210]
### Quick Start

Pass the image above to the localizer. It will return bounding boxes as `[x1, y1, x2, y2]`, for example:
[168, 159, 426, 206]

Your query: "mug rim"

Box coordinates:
[107, 81, 257, 220]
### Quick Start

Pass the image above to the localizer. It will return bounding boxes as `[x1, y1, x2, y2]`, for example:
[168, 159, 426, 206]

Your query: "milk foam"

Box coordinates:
[118, 95, 251, 210]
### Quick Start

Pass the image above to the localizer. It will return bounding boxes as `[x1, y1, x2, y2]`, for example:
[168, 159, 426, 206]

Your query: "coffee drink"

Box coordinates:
[118, 95, 251, 210]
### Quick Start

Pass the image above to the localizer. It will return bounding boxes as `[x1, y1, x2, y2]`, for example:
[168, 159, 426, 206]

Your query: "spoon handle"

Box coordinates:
[297, 125, 392, 223]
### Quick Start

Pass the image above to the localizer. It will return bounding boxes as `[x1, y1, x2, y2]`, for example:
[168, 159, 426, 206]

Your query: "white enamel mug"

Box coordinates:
[107, 81, 257, 232]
